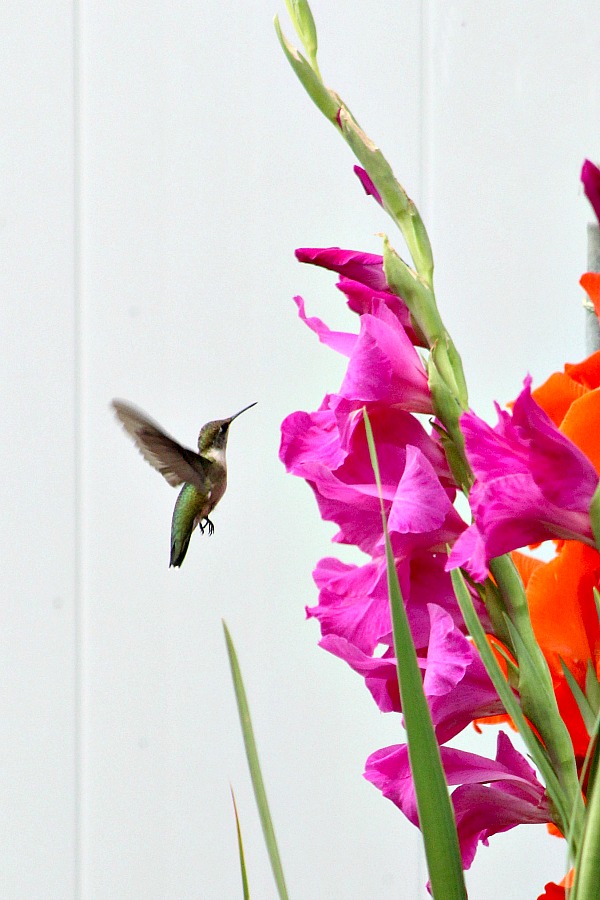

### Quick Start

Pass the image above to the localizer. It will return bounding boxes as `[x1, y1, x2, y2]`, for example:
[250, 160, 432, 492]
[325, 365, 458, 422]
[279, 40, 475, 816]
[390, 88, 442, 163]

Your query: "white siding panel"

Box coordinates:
[0, 2, 77, 898]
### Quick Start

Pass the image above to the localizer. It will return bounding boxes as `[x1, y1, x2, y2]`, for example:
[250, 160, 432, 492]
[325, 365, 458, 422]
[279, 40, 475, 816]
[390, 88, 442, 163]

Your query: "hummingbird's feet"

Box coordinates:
[199, 517, 215, 536]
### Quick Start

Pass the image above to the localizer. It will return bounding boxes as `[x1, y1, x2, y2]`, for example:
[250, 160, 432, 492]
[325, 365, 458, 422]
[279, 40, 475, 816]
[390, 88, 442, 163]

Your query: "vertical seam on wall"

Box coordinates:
[72, 0, 83, 896]
[417, 0, 428, 891]
[418, 0, 431, 225]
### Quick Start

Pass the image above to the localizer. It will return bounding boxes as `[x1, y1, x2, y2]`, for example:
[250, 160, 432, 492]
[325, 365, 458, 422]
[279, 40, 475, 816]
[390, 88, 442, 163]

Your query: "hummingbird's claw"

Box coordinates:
[198, 517, 215, 536]
[206, 517, 215, 536]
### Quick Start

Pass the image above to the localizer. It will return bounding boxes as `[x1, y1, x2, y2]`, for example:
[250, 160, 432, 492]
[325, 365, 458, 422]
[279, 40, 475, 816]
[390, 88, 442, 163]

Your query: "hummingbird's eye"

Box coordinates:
[219, 423, 228, 434]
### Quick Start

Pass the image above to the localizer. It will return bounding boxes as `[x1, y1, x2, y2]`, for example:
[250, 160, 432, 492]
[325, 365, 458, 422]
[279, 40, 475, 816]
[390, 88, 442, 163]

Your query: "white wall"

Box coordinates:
[2, 2, 599, 897]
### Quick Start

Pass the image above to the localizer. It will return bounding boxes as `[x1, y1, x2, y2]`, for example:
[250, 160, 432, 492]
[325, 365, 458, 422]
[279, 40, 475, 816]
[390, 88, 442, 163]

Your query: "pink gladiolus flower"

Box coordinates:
[582, 159, 600, 225]
[295, 245, 424, 345]
[365, 731, 551, 871]
[308, 550, 481, 655]
[294, 293, 432, 412]
[323, 605, 501, 743]
[293, 295, 357, 357]
[339, 302, 432, 412]
[448, 377, 599, 580]
[308, 556, 392, 655]
[281, 397, 453, 553]
[295, 246, 389, 290]
[335, 276, 422, 345]
[386, 446, 465, 555]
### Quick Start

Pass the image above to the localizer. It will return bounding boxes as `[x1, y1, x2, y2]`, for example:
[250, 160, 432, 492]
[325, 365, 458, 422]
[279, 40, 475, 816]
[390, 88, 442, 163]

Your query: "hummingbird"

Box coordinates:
[112, 399, 257, 567]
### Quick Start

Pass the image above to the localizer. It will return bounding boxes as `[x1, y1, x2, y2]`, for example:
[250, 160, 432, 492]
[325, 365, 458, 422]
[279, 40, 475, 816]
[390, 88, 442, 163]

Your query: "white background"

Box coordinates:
[2, 2, 599, 898]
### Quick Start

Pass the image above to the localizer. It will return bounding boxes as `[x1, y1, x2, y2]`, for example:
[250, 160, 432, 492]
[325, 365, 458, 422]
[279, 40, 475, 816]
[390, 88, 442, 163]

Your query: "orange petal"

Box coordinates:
[581, 272, 600, 318]
[560, 387, 600, 473]
[512, 550, 544, 589]
[527, 542, 600, 675]
[564, 350, 600, 390]
[532, 372, 584, 427]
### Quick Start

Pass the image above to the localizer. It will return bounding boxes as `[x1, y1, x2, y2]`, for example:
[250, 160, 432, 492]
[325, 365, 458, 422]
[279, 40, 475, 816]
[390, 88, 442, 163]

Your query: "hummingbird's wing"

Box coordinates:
[112, 400, 210, 491]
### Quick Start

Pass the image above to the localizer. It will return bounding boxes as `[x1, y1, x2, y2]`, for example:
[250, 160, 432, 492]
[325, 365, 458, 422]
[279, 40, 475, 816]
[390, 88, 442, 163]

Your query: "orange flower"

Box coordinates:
[513, 542, 600, 759]
[504, 355, 600, 762]
[532, 350, 600, 472]
[537, 868, 573, 899]
[581, 272, 600, 321]
[475, 355, 600, 768]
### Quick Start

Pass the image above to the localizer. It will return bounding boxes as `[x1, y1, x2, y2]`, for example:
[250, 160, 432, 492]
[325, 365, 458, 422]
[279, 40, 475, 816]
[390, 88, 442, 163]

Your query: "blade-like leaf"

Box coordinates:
[571, 720, 600, 899]
[586, 660, 600, 715]
[364, 410, 467, 900]
[560, 657, 597, 736]
[565, 711, 600, 889]
[594, 587, 600, 625]
[223, 622, 289, 900]
[231, 787, 250, 900]
[589, 481, 600, 549]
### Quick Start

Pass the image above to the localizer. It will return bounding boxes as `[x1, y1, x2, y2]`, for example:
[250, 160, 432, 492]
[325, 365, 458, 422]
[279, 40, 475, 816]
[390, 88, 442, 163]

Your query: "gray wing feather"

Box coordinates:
[112, 400, 209, 491]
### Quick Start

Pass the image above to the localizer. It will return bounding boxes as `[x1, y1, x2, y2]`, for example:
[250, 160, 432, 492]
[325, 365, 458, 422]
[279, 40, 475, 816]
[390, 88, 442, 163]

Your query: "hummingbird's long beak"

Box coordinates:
[228, 401, 257, 423]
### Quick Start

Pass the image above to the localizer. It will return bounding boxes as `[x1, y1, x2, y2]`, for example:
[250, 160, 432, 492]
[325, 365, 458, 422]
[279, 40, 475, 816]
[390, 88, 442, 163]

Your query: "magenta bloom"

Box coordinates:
[365, 731, 551, 870]
[386, 445, 465, 557]
[582, 159, 600, 224]
[308, 550, 481, 656]
[296, 246, 389, 290]
[295, 245, 424, 346]
[294, 294, 432, 412]
[323, 605, 502, 743]
[340, 303, 431, 412]
[293, 296, 357, 357]
[281, 395, 453, 553]
[448, 377, 599, 580]
[308, 556, 392, 655]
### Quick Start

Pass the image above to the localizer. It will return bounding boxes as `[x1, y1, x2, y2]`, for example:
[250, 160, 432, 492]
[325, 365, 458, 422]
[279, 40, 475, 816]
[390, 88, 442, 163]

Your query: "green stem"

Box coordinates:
[274, 16, 433, 285]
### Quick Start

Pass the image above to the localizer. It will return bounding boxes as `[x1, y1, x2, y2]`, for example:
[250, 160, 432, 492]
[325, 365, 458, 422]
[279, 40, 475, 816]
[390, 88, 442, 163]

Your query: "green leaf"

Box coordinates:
[230, 787, 250, 900]
[590, 481, 600, 549]
[504, 614, 569, 749]
[363, 410, 467, 900]
[560, 658, 597, 736]
[594, 587, 600, 624]
[223, 622, 289, 900]
[571, 730, 600, 899]
[338, 114, 434, 284]
[586, 660, 600, 715]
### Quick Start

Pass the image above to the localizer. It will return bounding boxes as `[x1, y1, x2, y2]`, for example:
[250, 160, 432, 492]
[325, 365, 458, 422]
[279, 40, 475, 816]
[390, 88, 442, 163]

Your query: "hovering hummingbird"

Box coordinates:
[112, 399, 257, 567]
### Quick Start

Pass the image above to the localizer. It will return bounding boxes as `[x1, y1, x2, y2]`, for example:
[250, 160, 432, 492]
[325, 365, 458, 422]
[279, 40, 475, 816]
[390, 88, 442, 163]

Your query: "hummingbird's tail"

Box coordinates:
[170, 531, 192, 568]
[170, 483, 202, 568]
